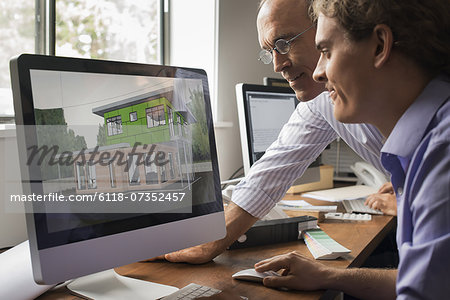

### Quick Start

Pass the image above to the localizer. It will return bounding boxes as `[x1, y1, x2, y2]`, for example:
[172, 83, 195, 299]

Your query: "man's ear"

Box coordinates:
[372, 24, 394, 69]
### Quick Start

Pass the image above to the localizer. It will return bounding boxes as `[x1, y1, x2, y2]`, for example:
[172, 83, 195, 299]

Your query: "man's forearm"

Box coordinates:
[325, 268, 397, 300]
[218, 202, 259, 251]
[163, 202, 259, 264]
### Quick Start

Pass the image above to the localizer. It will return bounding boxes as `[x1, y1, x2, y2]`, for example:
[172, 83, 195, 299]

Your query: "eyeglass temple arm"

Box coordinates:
[288, 23, 315, 42]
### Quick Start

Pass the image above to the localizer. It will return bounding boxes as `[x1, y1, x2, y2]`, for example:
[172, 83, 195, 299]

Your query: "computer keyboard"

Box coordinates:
[342, 198, 383, 215]
[160, 283, 248, 300]
[325, 212, 372, 221]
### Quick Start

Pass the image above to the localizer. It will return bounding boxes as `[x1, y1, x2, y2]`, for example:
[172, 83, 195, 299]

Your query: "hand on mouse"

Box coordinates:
[254, 251, 334, 291]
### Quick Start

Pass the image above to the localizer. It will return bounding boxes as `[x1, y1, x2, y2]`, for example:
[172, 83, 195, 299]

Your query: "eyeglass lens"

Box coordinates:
[258, 24, 314, 64]
[258, 39, 290, 64]
[258, 49, 273, 64]
[274, 39, 290, 54]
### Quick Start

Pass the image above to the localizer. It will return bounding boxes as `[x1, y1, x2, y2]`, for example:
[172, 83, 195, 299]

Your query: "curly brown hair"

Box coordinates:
[311, 0, 450, 76]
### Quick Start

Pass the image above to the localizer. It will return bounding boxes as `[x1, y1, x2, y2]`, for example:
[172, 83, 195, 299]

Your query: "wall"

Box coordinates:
[0, 126, 27, 248]
[214, 0, 282, 180]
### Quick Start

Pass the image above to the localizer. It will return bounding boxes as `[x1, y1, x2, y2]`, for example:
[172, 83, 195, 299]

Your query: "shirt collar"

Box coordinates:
[381, 75, 450, 158]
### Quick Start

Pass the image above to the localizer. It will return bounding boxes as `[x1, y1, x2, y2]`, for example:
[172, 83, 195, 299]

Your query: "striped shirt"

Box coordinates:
[232, 92, 387, 219]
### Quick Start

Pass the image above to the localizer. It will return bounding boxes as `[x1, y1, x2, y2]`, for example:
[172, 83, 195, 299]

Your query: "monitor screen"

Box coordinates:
[10, 54, 226, 285]
[245, 87, 298, 162]
[236, 83, 320, 184]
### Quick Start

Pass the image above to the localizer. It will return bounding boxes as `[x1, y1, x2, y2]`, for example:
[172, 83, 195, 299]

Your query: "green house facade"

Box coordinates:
[90, 88, 195, 192]
[94, 96, 187, 146]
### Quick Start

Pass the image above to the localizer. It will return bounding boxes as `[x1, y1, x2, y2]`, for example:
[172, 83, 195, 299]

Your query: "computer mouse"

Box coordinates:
[231, 268, 280, 283]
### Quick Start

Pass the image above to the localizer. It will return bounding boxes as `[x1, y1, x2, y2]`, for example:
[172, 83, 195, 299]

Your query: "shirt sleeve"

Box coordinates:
[231, 94, 337, 218]
[396, 130, 450, 299]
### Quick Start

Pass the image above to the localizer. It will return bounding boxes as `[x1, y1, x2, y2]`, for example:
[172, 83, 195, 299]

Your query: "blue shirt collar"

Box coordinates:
[381, 75, 450, 158]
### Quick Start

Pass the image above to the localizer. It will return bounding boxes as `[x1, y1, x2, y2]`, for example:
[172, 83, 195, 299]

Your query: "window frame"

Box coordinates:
[35, 0, 166, 64]
[129, 111, 138, 122]
[146, 105, 166, 128]
[106, 115, 123, 136]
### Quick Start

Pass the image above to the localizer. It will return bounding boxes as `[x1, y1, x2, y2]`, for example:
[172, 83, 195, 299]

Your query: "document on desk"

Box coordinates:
[277, 200, 337, 212]
[302, 228, 351, 260]
[302, 185, 378, 202]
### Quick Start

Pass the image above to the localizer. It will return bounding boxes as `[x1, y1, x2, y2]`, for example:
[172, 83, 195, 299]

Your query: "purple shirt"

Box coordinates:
[381, 75, 450, 299]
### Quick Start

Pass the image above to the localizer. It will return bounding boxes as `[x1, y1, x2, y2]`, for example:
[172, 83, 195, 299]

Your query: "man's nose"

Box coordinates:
[272, 51, 291, 73]
[312, 56, 327, 83]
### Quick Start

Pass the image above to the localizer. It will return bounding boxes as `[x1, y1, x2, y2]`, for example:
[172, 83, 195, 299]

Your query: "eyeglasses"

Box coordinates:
[258, 24, 315, 64]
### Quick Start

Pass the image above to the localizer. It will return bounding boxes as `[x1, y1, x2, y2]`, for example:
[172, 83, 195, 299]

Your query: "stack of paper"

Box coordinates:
[302, 185, 378, 202]
[277, 200, 337, 212]
[302, 228, 351, 259]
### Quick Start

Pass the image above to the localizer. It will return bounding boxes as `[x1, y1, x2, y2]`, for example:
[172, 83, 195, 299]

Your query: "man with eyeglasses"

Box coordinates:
[159, 0, 394, 264]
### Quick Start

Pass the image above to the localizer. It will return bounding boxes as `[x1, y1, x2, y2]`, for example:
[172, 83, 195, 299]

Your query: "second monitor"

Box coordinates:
[236, 83, 320, 185]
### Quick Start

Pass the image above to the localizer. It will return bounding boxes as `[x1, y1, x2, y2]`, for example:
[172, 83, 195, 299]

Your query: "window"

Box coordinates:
[1, 0, 163, 118]
[106, 115, 122, 136]
[56, 0, 162, 63]
[108, 161, 116, 188]
[76, 162, 86, 190]
[169, 0, 216, 113]
[168, 152, 175, 179]
[0, 0, 34, 120]
[127, 154, 140, 185]
[86, 162, 97, 189]
[1, 2, 219, 121]
[160, 162, 166, 183]
[129, 111, 138, 122]
[144, 153, 158, 184]
[146, 105, 166, 128]
[168, 107, 174, 136]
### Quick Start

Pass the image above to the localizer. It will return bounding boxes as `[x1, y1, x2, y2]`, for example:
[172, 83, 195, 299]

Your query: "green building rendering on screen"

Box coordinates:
[77, 86, 196, 194]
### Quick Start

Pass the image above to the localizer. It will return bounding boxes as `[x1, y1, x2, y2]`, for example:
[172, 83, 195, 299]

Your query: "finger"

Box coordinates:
[370, 200, 379, 210]
[141, 255, 166, 262]
[379, 182, 394, 194]
[378, 182, 390, 193]
[254, 253, 284, 268]
[164, 250, 197, 263]
[254, 261, 281, 273]
[365, 195, 376, 206]
[262, 274, 292, 288]
[165, 249, 213, 264]
[164, 251, 181, 262]
[365, 196, 376, 209]
[255, 256, 289, 273]
[378, 183, 388, 193]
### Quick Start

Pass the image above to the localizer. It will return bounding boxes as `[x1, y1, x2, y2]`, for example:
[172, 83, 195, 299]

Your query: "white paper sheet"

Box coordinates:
[302, 185, 378, 202]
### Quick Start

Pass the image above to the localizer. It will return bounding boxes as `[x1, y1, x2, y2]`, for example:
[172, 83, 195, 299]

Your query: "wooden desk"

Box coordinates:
[37, 210, 395, 300]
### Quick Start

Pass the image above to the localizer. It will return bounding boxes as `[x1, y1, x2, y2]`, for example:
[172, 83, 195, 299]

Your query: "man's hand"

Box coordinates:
[365, 182, 397, 216]
[164, 240, 226, 264]
[142, 242, 223, 264]
[146, 202, 259, 264]
[255, 251, 397, 299]
[254, 251, 332, 291]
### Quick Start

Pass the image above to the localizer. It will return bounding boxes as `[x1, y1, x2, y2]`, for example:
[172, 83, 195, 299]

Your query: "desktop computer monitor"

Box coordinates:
[9, 54, 226, 289]
[236, 83, 320, 185]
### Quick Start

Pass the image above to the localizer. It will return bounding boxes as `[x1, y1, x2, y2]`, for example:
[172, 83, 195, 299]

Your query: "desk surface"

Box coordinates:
[37, 198, 395, 300]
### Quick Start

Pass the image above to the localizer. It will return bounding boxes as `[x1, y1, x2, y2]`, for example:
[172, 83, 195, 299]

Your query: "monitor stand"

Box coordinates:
[67, 269, 178, 300]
